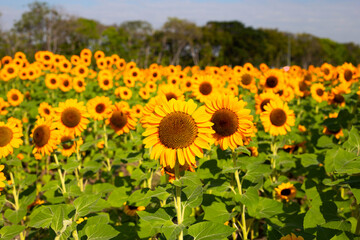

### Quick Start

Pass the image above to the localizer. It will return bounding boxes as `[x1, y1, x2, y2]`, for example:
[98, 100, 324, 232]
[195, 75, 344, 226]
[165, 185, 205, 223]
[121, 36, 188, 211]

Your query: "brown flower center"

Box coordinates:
[323, 68, 330, 76]
[266, 76, 278, 88]
[344, 70, 353, 81]
[95, 103, 105, 114]
[110, 111, 128, 129]
[61, 136, 74, 149]
[316, 88, 324, 96]
[199, 82, 212, 95]
[33, 125, 51, 147]
[63, 80, 69, 87]
[166, 93, 177, 101]
[270, 108, 287, 127]
[333, 94, 344, 103]
[241, 74, 252, 85]
[61, 107, 81, 128]
[132, 71, 138, 77]
[50, 78, 57, 84]
[44, 108, 50, 115]
[211, 109, 238, 137]
[79, 68, 85, 74]
[299, 81, 307, 91]
[11, 94, 19, 101]
[0, 126, 13, 147]
[158, 112, 197, 149]
[7, 67, 14, 74]
[260, 99, 271, 112]
[186, 82, 191, 87]
[77, 81, 83, 87]
[103, 80, 109, 86]
[280, 188, 291, 196]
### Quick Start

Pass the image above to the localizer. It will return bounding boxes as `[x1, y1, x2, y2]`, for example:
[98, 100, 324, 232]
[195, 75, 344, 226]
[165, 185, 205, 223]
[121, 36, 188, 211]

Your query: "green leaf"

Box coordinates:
[87, 213, 110, 225]
[4, 208, 27, 224]
[303, 207, 326, 229]
[244, 164, 270, 182]
[188, 221, 235, 240]
[51, 205, 65, 234]
[85, 223, 119, 240]
[344, 127, 360, 155]
[183, 185, 203, 208]
[296, 153, 319, 167]
[325, 148, 360, 174]
[203, 201, 236, 223]
[239, 187, 259, 211]
[27, 206, 53, 228]
[138, 208, 172, 224]
[107, 187, 129, 207]
[249, 197, 283, 219]
[173, 171, 203, 187]
[74, 194, 101, 217]
[317, 135, 336, 148]
[0, 225, 26, 240]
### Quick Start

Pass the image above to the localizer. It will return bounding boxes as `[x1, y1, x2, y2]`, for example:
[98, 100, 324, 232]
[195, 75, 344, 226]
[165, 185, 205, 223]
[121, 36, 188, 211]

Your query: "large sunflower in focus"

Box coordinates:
[0, 121, 23, 159]
[31, 118, 59, 156]
[106, 102, 137, 136]
[205, 95, 254, 150]
[142, 99, 214, 169]
[191, 75, 219, 103]
[54, 99, 90, 136]
[260, 99, 295, 136]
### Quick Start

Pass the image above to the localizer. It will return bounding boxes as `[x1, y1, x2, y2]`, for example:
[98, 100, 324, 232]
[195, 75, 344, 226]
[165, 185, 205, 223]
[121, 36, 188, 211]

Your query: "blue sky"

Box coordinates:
[1, 0, 360, 44]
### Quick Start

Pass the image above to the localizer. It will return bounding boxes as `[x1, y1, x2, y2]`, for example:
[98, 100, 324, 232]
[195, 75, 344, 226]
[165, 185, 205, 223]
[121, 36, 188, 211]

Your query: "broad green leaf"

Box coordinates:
[0, 225, 26, 240]
[317, 135, 336, 148]
[296, 153, 319, 167]
[85, 223, 119, 240]
[244, 164, 270, 182]
[303, 207, 326, 229]
[183, 185, 203, 208]
[107, 187, 129, 207]
[161, 222, 183, 240]
[203, 201, 236, 223]
[4, 208, 27, 224]
[51, 205, 65, 234]
[250, 198, 283, 219]
[325, 148, 360, 174]
[239, 187, 259, 212]
[188, 221, 235, 240]
[74, 194, 101, 217]
[343, 126, 360, 155]
[173, 171, 202, 187]
[27, 206, 53, 228]
[86, 213, 110, 225]
[138, 208, 172, 224]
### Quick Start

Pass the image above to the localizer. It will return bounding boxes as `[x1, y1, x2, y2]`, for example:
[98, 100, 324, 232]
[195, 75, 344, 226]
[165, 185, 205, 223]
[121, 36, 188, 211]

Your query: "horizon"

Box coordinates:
[1, 0, 360, 45]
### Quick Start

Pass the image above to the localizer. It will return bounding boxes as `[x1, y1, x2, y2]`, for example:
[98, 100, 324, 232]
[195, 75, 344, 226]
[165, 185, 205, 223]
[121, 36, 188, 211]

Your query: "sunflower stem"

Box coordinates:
[147, 169, 153, 189]
[103, 124, 108, 149]
[54, 154, 67, 194]
[174, 161, 183, 240]
[270, 136, 278, 183]
[94, 120, 97, 133]
[232, 151, 248, 240]
[9, 172, 19, 210]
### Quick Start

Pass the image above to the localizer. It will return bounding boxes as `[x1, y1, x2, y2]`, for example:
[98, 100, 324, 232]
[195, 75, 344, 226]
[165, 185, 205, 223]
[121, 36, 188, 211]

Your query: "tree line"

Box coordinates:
[1, 1, 359, 68]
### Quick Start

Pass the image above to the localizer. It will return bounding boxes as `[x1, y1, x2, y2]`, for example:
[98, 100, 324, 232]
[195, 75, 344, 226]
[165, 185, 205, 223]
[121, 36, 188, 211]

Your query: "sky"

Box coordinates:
[1, 0, 360, 44]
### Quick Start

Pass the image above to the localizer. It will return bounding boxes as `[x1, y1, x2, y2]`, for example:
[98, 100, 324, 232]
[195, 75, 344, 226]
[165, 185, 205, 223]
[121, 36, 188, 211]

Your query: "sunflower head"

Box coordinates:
[31, 118, 59, 156]
[275, 182, 296, 202]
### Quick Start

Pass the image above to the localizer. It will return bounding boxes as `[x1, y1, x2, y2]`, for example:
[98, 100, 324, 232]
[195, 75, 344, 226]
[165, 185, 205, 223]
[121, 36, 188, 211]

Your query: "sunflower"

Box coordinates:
[58, 74, 73, 92]
[2, 63, 19, 80]
[157, 84, 184, 102]
[59, 133, 83, 157]
[167, 75, 180, 87]
[260, 99, 295, 136]
[328, 83, 351, 107]
[145, 81, 157, 93]
[7, 89, 24, 107]
[139, 87, 150, 100]
[73, 64, 89, 78]
[80, 48, 92, 59]
[124, 205, 146, 217]
[73, 77, 86, 93]
[140, 95, 167, 128]
[98, 75, 113, 91]
[31, 118, 59, 156]
[338, 62, 356, 84]
[280, 233, 304, 240]
[38, 102, 55, 119]
[293, 78, 310, 98]
[96, 58, 107, 70]
[115, 87, 132, 100]
[87, 96, 113, 121]
[142, 99, 214, 169]
[106, 102, 137, 136]
[181, 77, 193, 92]
[259, 63, 269, 72]
[0, 121, 23, 159]
[191, 75, 219, 103]
[205, 95, 254, 150]
[260, 69, 284, 92]
[45, 74, 59, 90]
[94, 50, 105, 60]
[116, 58, 126, 71]
[1, 56, 12, 65]
[255, 91, 282, 114]
[0, 98, 10, 116]
[238, 72, 255, 90]
[275, 182, 296, 202]
[227, 83, 239, 96]
[310, 83, 327, 103]
[58, 59, 72, 73]
[54, 99, 90, 136]
[132, 104, 144, 119]
[8, 117, 23, 131]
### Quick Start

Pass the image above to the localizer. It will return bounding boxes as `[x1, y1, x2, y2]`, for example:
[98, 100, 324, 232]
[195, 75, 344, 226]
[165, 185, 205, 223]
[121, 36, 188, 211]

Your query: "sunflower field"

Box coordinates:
[0, 49, 360, 240]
